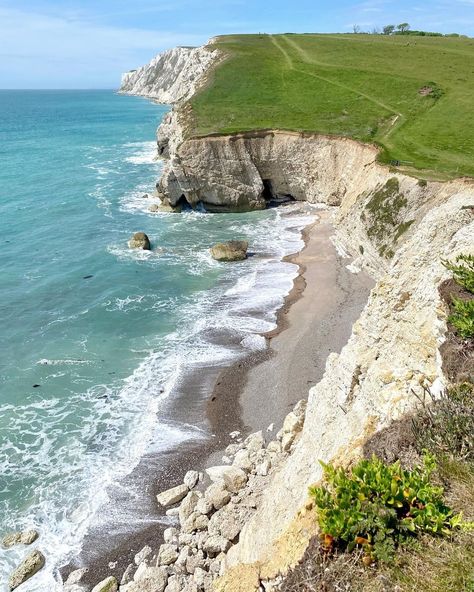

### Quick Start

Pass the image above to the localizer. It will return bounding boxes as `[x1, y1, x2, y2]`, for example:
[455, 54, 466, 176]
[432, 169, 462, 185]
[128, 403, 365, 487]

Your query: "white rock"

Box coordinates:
[157, 544, 178, 566]
[229, 431, 241, 439]
[120, 564, 135, 586]
[129, 566, 168, 592]
[156, 484, 189, 507]
[183, 470, 200, 489]
[267, 423, 274, 432]
[181, 512, 209, 534]
[91, 576, 118, 592]
[179, 491, 202, 527]
[195, 497, 213, 515]
[203, 535, 231, 556]
[232, 449, 253, 472]
[244, 431, 265, 452]
[205, 466, 247, 493]
[165, 507, 180, 517]
[66, 569, 89, 585]
[163, 527, 179, 544]
[256, 460, 271, 476]
[134, 545, 153, 565]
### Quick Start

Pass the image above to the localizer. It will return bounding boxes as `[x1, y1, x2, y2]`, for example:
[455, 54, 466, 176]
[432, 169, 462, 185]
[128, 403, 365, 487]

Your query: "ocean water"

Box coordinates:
[0, 90, 315, 590]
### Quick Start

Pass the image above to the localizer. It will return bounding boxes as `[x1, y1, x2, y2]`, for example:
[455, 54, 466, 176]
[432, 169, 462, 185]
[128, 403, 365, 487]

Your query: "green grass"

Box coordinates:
[189, 33, 474, 179]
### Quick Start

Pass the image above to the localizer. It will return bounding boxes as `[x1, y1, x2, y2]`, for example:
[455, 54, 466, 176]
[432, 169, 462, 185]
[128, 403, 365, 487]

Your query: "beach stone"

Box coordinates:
[91, 576, 117, 592]
[128, 232, 151, 250]
[229, 431, 241, 439]
[165, 507, 180, 517]
[134, 545, 153, 565]
[157, 543, 178, 566]
[66, 568, 89, 585]
[178, 533, 194, 546]
[179, 491, 202, 526]
[193, 567, 211, 589]
[120, 564, 135, 586]
[163, 527, 179, 544]
[204, 483, 231, 510]
[195, 497, 213, 515]
[157, 483, 189, 507]
[244, 431, 265, 452]
[149, 204, 159, 212]
[256, 459, 271, 476]
[205, 466, 247, 493]
[203, 535, 231, 556]
[129, 566, 168, 592]
[232, 449, 253, 472]
[8, 550, 45, 590]
[181, 512, 209, 534]
[209, 509, 242, 541]
[183, 470, 200, 489]
[164, 575, 184, 592]
[2, 529, 39, 548]
[210, 240, 248, 262]
[185, 549, 206, 574]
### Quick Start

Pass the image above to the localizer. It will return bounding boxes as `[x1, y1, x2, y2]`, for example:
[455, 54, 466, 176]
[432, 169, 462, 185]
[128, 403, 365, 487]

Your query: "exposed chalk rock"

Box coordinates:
[8, 550, 45, 591]
[181, 511, 209, 534]
[179, 491, 202, 526]
[157, 544, 178, 566]
[203, 535, 231, 556]
[204, 483, 232, 510]
[91, 576, 117, 592]
[120, 564, 135, 586]
[2, 529, 39, 548]
[156, 483, 189, 507]
[128, 232, 151, 250]
[205, 465, 247, 492]
[134, 545, 153, 565]
[126, 566, 168, 592]
[183, 470, 201, 489]
[163, 527, 179, 544]
[210, 241, 248, 262]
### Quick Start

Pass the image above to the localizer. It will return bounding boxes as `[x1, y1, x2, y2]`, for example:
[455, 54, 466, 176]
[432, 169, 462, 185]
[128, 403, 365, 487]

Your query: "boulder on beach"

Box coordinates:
[2, 529, 39, 548]
[91, 576, 118, 592]
[8, 550, 45, 591]
[128, 232, 151, 250]
[156, 483, 189, 507]
[210, 240, 248, 262]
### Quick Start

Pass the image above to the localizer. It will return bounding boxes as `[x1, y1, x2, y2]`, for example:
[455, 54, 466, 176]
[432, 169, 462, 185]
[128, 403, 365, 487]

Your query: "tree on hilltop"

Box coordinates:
[397, 22, 410, 33]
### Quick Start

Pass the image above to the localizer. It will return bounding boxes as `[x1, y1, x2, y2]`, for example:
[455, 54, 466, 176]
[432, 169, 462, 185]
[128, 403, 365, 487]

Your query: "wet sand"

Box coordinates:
[67, 209, 373, 587]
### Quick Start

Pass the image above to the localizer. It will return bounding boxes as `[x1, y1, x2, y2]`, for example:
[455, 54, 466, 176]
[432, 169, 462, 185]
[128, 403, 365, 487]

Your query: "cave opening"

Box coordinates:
[262, 179, 296, 208]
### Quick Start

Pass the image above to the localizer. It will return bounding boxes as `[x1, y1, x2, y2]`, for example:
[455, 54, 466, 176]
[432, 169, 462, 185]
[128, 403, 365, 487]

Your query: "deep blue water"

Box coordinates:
[0, 90, 314, 590]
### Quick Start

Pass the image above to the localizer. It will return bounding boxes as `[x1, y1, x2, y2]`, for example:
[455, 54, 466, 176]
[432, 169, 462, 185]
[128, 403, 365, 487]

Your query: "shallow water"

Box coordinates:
[0, 90, 316, 589]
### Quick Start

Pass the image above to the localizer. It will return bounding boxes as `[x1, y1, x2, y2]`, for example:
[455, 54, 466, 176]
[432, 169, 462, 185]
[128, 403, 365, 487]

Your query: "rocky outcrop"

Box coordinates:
[128, 232, 151, 250]
[2, 529, 38, 548]
[119, 46, 218, 105]
[210, 241, 248, 262]
[9, 550, 45, 590]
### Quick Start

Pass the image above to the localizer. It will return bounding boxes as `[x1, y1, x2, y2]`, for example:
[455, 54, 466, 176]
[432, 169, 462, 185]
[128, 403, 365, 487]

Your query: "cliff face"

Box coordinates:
[121, 45, 474, 590]
[119, 45, 217, 104]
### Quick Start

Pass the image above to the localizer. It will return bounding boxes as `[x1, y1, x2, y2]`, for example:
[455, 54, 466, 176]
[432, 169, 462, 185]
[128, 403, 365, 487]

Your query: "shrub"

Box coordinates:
[412, 383, 474, 463]
[443, 254, 474, 293]
[448, 298, 474, 338]
[310, 455, 462, 563]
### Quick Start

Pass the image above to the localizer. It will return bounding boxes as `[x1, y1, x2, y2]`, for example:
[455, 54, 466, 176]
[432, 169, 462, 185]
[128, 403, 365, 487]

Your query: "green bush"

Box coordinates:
[448, 298, 474, 338]
[443, 254, 474, 293]
[412, 383, 474, 463]
[310, 455, 462, 563]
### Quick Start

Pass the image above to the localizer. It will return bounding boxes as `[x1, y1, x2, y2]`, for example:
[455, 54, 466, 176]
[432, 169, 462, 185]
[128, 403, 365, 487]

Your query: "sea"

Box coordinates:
[0, 90, 315, 590]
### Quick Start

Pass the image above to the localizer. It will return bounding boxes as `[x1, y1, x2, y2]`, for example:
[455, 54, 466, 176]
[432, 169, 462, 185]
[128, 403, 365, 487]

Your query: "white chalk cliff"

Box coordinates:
[119, 43, 474, 590]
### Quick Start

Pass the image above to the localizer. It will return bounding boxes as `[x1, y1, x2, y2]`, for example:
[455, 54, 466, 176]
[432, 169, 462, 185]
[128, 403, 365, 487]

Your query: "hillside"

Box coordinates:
[189, 33, 474, 180]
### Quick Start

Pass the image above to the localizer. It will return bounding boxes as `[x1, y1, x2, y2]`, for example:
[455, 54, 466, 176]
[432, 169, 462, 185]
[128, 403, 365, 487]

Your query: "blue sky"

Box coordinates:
[1, 0, 473, 88]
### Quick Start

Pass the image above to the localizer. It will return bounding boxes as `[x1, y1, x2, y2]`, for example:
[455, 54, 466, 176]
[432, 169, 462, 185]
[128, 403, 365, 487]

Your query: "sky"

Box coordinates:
[1, 0, 473, 88]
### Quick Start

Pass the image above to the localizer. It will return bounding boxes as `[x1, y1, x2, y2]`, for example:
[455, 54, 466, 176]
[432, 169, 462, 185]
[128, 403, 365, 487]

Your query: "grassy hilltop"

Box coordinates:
[189, 33, 474, 179]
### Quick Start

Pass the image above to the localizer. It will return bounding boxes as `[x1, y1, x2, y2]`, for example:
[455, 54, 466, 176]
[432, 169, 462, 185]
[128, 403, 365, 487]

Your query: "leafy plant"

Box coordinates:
[412, 383, 474, 463]
[448, 298, 474, 338]
[443, 254, 474, 293]
[310, 455, 463, 563]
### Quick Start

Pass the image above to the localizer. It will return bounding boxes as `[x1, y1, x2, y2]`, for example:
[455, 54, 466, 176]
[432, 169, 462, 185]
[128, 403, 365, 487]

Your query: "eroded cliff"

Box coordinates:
[118, 44, 474, 591]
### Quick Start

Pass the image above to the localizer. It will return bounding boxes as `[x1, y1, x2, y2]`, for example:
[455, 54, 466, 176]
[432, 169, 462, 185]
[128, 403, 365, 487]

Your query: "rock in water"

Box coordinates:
[128, 232, 151, 250]
[2, 530, 39, 548]
[8, 550, 45, 590]
[210, 240, 248, 262]
[91, 576, 118, 592]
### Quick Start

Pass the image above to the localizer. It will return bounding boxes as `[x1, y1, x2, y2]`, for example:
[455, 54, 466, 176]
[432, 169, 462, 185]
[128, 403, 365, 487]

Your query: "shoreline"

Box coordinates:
[65, 207, 373, 588]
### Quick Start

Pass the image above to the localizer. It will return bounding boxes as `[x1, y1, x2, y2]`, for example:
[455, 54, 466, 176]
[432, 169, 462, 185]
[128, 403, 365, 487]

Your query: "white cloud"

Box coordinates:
[0, 7, 207, 87]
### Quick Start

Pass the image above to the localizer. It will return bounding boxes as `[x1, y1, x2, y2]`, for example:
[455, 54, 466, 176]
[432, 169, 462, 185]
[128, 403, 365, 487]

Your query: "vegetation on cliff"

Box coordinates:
[189, 33, 474, 179]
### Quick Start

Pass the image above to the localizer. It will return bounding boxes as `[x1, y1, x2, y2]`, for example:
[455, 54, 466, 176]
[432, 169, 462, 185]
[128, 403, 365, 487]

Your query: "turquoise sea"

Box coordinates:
[0, 90, 314, 590]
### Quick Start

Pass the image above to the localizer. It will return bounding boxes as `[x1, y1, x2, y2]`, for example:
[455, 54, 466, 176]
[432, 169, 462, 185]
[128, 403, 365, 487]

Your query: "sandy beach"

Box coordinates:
[68, 208, 373, 586]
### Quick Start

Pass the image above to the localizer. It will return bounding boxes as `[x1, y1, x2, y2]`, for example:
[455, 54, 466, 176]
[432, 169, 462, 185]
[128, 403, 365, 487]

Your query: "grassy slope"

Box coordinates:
[189, 34, 474, 179]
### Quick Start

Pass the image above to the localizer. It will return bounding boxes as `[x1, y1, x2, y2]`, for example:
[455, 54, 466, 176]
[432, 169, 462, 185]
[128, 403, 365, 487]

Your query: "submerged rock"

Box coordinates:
[128, 232, 151, 250]
[2, 529, 39, 548]
[210, 240, 248, 262]
[8, 550, 45, 590]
